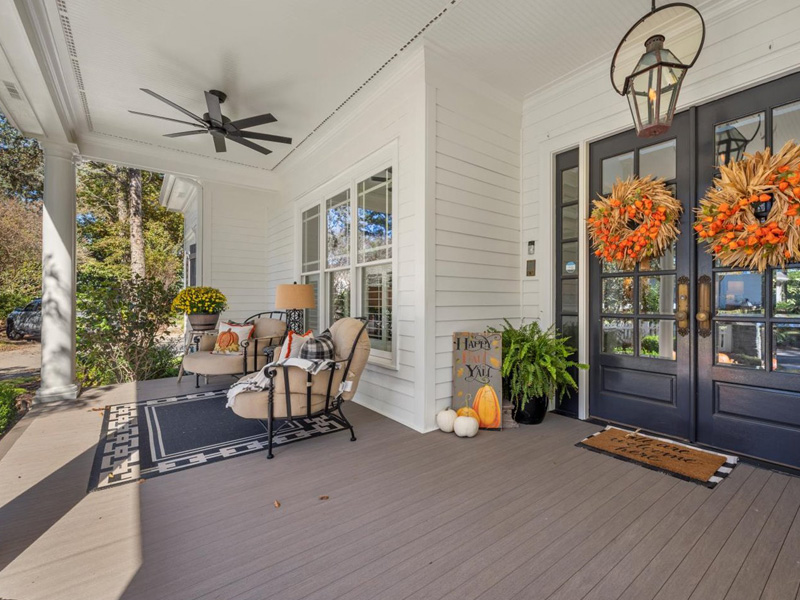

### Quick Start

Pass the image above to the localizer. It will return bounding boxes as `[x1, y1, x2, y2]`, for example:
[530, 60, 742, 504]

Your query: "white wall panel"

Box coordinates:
[267, 51, 429, 432]
[200, 181, 274, 323]
[429, 63, 522, 412]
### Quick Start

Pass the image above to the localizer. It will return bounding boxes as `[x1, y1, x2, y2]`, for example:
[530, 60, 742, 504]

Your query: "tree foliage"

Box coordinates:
[77, 162, 183, 287]
[0, 113, 43, 202]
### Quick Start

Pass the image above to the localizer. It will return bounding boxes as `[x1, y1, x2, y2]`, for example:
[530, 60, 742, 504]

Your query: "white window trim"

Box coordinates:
[294, 141, 399, 369]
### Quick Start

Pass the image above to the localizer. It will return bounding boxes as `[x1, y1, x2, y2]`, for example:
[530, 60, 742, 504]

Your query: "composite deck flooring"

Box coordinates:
[0, 377, 799, 600]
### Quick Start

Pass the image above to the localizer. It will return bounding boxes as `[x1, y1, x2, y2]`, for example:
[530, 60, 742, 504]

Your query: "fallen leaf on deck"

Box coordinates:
[319, 495, 329, 501]
[274, 500, 281, 508]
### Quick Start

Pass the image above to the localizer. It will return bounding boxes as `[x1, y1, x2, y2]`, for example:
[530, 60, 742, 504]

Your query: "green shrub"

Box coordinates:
[641, 335, 660, 355]
[0, 382, 23, 434]
[0, 291, 32, 321]
[77, 274, 180, 386]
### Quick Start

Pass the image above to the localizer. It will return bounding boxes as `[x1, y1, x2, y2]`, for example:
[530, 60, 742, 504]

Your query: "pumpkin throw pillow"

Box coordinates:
[300, 330, 335, 361]
[212, 322, 254, 355]
[279, 330, 314, 360]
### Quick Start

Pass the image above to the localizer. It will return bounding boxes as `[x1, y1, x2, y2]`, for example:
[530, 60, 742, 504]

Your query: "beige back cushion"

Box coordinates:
[329, 318, 371, 401]
[251, 317, 287, 342]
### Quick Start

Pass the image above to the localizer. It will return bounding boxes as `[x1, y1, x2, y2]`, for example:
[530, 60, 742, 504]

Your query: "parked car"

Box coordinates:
[6, 299, 42, 340]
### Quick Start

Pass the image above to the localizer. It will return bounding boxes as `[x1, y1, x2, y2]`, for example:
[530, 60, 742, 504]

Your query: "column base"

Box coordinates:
[34, 382, 81, 403]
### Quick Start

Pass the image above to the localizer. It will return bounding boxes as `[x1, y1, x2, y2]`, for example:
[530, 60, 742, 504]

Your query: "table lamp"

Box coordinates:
[275, 282, 315, 333]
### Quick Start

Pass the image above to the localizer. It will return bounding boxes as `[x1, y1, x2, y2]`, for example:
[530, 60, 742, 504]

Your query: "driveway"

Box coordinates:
[0, 333, 41, 380]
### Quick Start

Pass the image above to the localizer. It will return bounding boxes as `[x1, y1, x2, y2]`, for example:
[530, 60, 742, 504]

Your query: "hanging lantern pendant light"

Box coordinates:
[611, 2, 705, 138]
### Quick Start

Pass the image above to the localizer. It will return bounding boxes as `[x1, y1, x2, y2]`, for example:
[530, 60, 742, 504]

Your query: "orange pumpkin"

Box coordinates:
[472, 384, 501, 429]
[216, 330, 239, 351]
[456, 407, 479, 421]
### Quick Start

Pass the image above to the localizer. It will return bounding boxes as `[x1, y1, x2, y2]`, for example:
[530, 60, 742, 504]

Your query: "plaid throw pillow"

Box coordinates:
[300, 330, 335, 361]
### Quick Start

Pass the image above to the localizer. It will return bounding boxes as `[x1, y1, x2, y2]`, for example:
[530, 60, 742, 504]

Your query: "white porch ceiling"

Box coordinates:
[43, 0, 712, 172]
[52, 0, 453, 171]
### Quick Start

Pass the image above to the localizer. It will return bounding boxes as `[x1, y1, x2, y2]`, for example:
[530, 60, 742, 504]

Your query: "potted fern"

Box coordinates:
[490, 319, 588, 424]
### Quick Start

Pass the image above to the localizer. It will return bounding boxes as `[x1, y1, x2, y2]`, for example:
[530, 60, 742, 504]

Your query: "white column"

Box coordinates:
[35, 143, 79, 403]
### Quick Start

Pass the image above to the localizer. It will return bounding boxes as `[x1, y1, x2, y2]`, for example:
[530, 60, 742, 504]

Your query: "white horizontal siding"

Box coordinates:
[269, 53, 428, 431]
[201, 181, 274, 323]
[433, 78, 522, 411]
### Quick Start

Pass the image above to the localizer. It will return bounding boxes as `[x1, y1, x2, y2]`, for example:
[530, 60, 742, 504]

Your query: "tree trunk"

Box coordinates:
[116, 168, 128, 224]
[128, 168, 145, 278]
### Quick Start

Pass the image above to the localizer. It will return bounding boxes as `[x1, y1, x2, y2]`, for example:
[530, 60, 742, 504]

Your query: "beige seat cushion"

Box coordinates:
[251, 317, 286, 343]
[230, 372, 338, 419]
[183, 351, 268, 377]
[329, 318, 370, 401]
[230, 317, 371, 420]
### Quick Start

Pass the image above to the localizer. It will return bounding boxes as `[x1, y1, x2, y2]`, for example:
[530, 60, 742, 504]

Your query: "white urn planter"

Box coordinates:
[453, 416, 479, 438]
[436, 408, 457, 433]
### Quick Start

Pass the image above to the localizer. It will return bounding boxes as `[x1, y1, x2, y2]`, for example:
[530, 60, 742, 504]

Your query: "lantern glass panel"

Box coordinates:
[714, 113, 765, 167]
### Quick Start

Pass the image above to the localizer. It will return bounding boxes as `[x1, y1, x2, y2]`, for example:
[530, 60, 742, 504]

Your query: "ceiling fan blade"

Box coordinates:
[129, 110, 205, 128]
[236, 131, 292, 145]
[228, 113, 277, 130]
[205, 91, 223, 126]
[140, 88, 207, 126]
[228, 135, 272, 156]
[211, 132, 227, 153]
[164, 130, 208, 138]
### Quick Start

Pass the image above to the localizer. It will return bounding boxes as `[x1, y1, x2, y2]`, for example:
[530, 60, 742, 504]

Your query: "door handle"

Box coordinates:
[675, 276, 689, 336]
[696, 274, 712, 338]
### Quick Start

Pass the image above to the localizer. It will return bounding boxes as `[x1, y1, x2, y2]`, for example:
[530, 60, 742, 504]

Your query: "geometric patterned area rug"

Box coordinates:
[87, 389, 347, 492]
[577, 426, 738, 489]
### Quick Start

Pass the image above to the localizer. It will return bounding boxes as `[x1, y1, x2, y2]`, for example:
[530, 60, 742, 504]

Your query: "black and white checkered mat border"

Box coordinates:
[578, 426, 738, 488]
[88, 390, 346, 491]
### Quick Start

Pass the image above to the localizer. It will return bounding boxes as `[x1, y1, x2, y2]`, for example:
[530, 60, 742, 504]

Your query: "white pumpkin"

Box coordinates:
[453, 416, 479, 438]
[436, 408, 457, 433]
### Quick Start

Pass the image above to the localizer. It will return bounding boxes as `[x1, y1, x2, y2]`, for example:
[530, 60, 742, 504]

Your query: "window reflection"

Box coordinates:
[327, 270, 350, 322]
[602, 152, 634, 194]
[602, 318, 634, 355]
[326, 190, 351, 268]
[639, 319, 676, 360]
[715, 271, 764, 315]
[602, 277, 634, 314]
[639, 139, 676, 181]
[302, 273, 320, 334]
[357, 168, 392, 263]
[640, 275, 676, 315]
[715, 322, 765, 369]
[715, 113, 764, 167]
[774, 324, 800, 373]
[773, 269, 800, 317]
[773, 100, 800, 150]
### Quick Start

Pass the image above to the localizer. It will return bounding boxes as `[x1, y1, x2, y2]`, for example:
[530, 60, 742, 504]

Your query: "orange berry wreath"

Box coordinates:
[587, 176, 683, 271]
[694, 141, 800, 272]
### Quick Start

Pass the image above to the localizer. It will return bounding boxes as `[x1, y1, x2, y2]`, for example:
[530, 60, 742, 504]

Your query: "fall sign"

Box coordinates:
[452, 332, 502, 430]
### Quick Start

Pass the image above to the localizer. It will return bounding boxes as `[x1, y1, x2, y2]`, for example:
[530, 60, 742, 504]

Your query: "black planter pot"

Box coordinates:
[512, 396, 549, 424]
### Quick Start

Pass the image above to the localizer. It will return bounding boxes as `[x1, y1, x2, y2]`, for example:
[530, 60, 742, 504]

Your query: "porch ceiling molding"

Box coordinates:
[15, 0, 466, 181]
[0, 0, 75, 144]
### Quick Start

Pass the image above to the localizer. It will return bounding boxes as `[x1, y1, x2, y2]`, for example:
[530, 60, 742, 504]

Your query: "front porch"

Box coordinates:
[1, 378, 798, 600]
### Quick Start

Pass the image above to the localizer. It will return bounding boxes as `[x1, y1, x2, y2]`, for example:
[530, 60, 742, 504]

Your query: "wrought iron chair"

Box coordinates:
[179, 311, 287, 387]
[230, 317, 370, 458]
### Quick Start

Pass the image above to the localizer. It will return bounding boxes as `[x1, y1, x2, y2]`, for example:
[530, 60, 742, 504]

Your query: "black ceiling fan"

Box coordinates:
[129, 89, 291, 156]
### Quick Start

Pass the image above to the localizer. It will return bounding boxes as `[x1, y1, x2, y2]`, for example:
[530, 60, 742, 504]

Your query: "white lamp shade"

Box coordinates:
[275, 283, 315, 310]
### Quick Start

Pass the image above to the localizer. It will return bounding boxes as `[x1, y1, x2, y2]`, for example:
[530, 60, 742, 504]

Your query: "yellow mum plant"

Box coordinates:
[171, 287, 228, 315]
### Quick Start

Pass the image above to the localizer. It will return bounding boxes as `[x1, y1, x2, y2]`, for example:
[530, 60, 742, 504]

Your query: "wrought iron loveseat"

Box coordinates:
[179, 311, 287, 387]
[230, 317, 370, 458]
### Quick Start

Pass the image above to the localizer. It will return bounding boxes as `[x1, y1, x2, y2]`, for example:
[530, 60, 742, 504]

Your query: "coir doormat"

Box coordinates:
[578, 426, 738, 488]
[88, 389, 347, 492]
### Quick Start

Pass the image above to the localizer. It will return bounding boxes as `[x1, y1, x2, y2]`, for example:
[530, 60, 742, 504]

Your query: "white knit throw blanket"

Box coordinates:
[226, 358, 338, 408]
